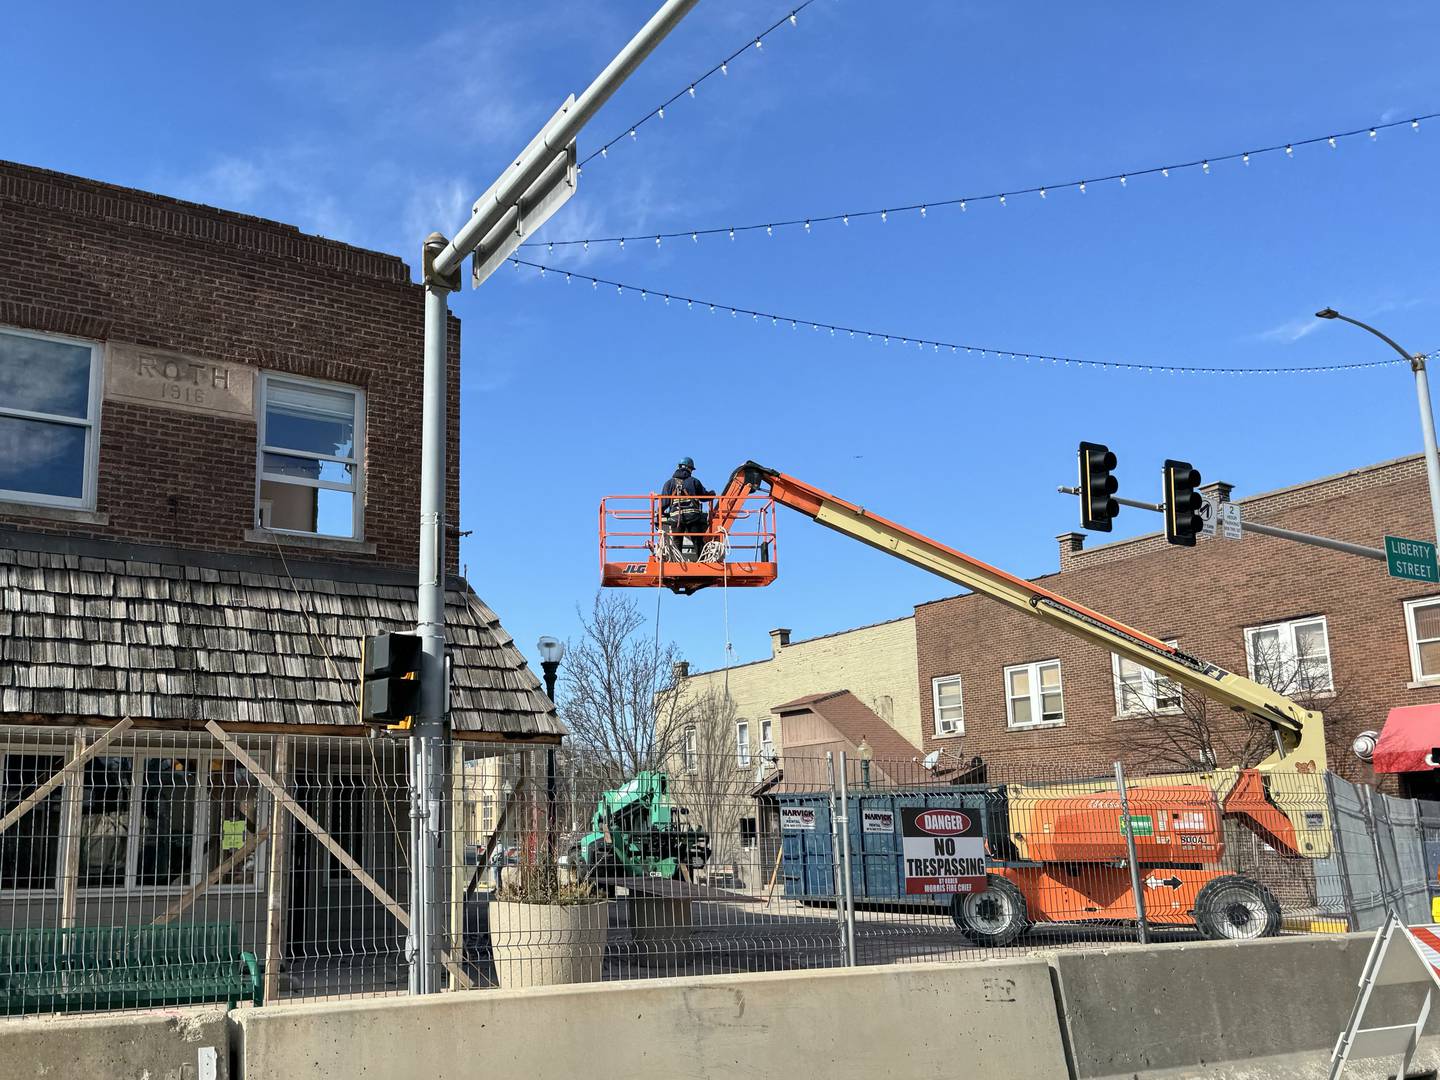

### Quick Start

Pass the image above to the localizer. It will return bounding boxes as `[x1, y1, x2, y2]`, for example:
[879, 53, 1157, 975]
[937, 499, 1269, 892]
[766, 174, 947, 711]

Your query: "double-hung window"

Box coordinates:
[0, 326, 102, 508]
[1113, 644, 1182, 716]
[682, 726, 698, 774]
[932, 675, 965, 736]
[257, 374, 364, 539]
[1405, 598, 1440, 683]
[760, 719, 774, 758]
[736, 722, 751, 767]
[1005, 660, 1065, 729]
[1245, 616, 1333, 694]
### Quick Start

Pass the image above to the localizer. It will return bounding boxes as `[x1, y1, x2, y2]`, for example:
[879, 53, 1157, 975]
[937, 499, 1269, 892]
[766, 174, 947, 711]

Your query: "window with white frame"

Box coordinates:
[1005, 660, 1065, 729]
[1245, 616, 1333, 694]
[0, 326, 102, 508]
[0, 749, 265, 894]
[760, 718, 774, 757]
[1112, 643, 1182, 717]
[257, 374, 364, 539]
[682, 726, 698, 774]
[1405, 597, 1440, 683]
[932, 674, 965, 736]
[736, 722, 751, 767]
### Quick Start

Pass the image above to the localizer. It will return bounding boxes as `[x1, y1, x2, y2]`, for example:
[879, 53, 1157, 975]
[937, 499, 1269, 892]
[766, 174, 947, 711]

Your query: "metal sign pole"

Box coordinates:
[1115, 760, 1149, 945]
[407, 0, 700, 996]
[836, 751, 858, 966]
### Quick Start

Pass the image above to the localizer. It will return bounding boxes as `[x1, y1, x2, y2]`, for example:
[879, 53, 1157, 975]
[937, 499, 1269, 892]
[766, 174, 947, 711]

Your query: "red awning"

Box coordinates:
[1374, 704, 1440, 773]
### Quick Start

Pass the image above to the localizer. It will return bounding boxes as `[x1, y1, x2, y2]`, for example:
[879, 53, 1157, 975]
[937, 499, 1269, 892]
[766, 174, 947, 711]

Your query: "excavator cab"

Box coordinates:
[599, 489, 778, 594]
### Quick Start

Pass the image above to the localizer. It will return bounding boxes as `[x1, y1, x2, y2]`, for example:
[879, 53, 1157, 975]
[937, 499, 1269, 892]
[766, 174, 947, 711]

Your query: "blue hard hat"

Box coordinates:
[678, 456, 695, 469]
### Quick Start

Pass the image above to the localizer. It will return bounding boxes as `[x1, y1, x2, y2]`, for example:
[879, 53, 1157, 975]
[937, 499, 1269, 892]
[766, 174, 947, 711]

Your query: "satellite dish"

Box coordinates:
[921, 750, 942, 771]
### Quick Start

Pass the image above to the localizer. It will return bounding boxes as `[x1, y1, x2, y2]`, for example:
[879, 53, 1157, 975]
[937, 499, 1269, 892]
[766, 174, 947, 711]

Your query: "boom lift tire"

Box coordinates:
[1192, 874, 1282, 941]
[950, 875, 1030, 948]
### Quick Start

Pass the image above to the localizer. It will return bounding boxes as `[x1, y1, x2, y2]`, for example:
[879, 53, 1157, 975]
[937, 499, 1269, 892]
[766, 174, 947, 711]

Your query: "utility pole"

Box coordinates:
[1316, 308, 1440, 545]
[407, 0, 700, 995]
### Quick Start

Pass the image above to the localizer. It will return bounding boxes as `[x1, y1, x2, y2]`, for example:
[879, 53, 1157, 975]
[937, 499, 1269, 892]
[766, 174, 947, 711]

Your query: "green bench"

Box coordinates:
[0, 922, 262, 1015]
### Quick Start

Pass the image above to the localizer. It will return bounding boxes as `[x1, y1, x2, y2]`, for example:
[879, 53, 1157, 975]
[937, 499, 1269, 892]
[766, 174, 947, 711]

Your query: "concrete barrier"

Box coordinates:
[1053, 932, 1440, 1079]
[232, 959, 1068, 1080]
[0, 1005, 229, 1080]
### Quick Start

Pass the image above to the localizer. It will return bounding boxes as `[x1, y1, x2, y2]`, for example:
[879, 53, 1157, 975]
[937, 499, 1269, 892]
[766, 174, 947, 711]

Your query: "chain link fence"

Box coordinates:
[1, 722, 1436, 1017]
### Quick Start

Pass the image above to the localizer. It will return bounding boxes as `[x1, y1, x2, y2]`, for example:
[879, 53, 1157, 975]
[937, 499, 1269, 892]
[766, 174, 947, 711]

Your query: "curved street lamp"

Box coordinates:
[1316, 307, 1440, 544]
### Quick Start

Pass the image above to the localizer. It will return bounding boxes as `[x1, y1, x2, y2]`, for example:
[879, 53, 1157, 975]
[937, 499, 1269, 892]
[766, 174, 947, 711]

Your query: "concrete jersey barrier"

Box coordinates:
[1053, 932, 1440, 1079]
[232, 959, 1068, 1080]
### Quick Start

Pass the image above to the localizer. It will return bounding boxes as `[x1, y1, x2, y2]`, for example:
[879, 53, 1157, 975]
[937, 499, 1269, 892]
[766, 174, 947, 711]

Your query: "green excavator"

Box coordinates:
[571, 771, 712, 880]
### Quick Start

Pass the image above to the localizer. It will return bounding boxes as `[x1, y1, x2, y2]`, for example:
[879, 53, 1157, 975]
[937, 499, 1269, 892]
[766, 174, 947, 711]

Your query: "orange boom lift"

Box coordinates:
[601, 462, 1330, 944]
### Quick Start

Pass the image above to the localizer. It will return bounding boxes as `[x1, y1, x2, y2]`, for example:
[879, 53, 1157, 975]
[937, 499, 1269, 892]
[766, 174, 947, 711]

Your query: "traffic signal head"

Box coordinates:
[361, 632, 422, 725]
[1163, 459, 1204, 547]
[1078, 441, 1119, 532]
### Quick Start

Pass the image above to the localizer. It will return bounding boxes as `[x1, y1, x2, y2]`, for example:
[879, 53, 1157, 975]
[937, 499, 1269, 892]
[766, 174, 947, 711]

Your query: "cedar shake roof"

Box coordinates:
[0, 532, 562, 738]
[772, 690, 920, 768]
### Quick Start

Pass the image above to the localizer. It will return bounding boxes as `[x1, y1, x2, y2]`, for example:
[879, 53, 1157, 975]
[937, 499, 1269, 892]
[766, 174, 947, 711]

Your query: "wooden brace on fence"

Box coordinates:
[204, 721, 475, 991]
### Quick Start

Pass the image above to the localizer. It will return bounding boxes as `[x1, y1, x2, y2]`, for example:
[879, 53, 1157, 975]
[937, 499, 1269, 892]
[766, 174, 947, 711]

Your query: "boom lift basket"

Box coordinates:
[599, 492, 778, 594]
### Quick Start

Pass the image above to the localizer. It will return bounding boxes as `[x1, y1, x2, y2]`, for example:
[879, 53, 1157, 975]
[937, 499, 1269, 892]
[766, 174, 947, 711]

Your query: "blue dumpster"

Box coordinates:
[774, 787, 993, 902]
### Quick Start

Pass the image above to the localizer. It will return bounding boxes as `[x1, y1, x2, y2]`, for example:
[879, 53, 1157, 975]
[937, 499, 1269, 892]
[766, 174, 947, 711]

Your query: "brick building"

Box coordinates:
[0, 161, 560, 997]
[914, 455, 1440, 793]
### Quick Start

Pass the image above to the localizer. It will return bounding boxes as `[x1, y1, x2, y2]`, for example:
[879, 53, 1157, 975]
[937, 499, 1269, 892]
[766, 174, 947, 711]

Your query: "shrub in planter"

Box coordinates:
[490, 848, 609, 988]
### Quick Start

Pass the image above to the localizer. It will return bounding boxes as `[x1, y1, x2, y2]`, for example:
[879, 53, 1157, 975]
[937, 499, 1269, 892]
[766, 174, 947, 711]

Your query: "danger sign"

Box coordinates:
[901, 806, 987, 896]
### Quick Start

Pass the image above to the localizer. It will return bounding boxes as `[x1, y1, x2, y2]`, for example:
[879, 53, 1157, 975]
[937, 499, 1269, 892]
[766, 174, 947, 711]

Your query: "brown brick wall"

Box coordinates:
[914, 455, 1440, 781]
[0, 160, 460, 570]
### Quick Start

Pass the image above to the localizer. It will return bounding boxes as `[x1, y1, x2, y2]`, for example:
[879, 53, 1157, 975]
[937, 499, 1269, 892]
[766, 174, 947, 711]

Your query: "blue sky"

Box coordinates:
[6, 2, 1440, 676]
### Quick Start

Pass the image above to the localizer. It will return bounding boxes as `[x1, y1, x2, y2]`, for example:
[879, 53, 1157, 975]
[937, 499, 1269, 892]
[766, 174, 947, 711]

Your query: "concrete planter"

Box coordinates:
[489, 899, 609, 989]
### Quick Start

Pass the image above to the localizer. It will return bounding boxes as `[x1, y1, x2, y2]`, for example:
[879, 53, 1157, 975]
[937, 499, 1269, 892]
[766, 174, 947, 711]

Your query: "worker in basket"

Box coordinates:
[659, 456, 713, 560]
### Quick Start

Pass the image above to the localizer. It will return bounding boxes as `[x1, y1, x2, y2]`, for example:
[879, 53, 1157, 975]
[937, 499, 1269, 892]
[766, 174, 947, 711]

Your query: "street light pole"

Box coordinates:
[1316, 308, 1440, 543]
[407, 4, 700, 993]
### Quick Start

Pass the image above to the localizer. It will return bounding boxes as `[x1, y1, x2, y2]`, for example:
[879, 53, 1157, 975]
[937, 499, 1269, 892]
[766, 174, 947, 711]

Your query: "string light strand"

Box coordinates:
[509, 256, 1431, 377]
[581, 1, 818, 168]
[539, 108, 1439, 249]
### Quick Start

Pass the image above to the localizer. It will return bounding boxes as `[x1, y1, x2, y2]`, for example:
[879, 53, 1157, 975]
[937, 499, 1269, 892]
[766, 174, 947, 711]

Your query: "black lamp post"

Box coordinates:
[858, 736, 873, 790]
[537, 637, 565, 871]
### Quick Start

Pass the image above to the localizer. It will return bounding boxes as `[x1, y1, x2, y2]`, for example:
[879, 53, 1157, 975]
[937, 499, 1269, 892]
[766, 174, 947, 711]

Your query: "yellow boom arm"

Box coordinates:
[721, 461, 1327, 776]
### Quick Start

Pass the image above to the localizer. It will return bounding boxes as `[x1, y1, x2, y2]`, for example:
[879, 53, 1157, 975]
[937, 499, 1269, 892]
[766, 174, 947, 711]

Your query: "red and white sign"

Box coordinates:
[900, 806, 986, 896]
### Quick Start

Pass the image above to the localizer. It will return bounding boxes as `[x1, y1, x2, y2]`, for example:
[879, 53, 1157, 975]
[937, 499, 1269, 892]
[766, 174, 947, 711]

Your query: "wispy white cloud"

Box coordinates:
[1255, 317, 1323, 344]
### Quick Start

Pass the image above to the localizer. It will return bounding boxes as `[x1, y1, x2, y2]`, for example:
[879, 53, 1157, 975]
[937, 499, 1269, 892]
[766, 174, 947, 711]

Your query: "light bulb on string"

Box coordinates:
[1078, 182, 1086, 194]
[754, 37, 762, 50]
[960, 200, 966, 211]
[999, 194, 1006, 206]
[688, 85, 695, 97]
[789, 11, 797, 25]
[721, 61, 728, 75]
[1285, 144, 1293, 156]
[547, 242, 553, 254]
[691, 232, 697, 243]
[1038, 189, 1045, 199]
[804, 220, 811, 232]
[1202, 160, 1209, 174]
[583, 240, 589, 252]
[881, 209, 887, 222]
[1242, 152, 1250, 165]
[1328, 137, 1336, 149]
[842, 215, 849, 225]
[655, 236, 661, 247]
[657, 106, 664, 120]
[920, 205, 928, 216]
[565, 273, 571, 284]
[1414, 119, 1421, 130]
[629, 128, 637, 140]
[766, 225, 773, 236]
[600, 147, 607, 159]
[1119, 175, 1127, 187]
[1370, 128, 1378, 139]
[1161, 168, 1169, 177]
[619, 238, 625, 250]
[729, 228, 735, 241]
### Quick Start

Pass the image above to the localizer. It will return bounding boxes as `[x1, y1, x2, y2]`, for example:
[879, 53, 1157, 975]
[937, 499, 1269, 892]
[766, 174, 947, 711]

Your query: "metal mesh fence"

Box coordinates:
[0, 722, 1436, 1017]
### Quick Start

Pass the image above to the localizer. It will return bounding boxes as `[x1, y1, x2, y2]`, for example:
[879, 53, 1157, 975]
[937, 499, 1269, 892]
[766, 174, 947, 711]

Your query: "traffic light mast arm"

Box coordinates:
[729, 461, 1326, 774]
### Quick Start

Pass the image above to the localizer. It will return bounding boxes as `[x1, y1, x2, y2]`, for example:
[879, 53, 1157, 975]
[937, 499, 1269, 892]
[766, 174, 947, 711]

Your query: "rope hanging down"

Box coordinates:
[536, 109, 1439, 252]
[510, 256, 1434, 378]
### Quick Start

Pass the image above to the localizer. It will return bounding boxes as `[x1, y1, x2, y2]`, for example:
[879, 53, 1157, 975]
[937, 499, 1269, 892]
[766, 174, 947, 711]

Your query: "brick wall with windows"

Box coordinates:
[914, 455, 1440, 779]
[0, 160, 460, 570]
